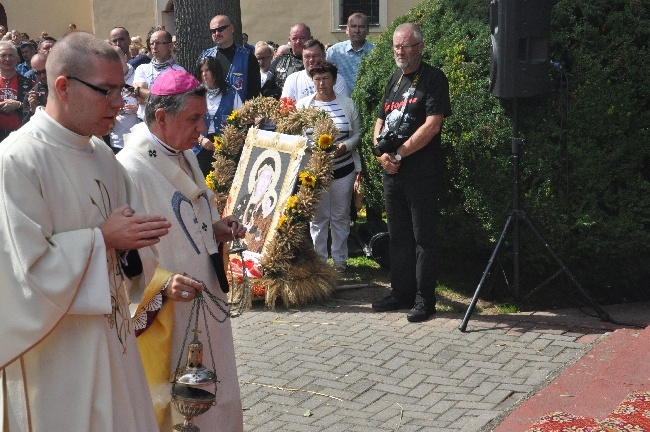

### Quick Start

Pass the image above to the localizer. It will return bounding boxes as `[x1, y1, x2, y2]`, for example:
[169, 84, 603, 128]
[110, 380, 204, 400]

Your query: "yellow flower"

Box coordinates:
[299, 171, 317, 188]
[317, 134, 333, 150]
[277, 214, 287, 227]
[227, 110, 239, 122]
[205, 171, 216, 190]
[286, 195, 298, 209]
[213, 136, 223, 151]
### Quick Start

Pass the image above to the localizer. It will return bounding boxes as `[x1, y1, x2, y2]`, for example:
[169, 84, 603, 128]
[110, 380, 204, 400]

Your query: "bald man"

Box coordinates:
[22, 52, 48, 122]
[269, 23, 312, 89]
[0, 32, 169, 431]
[199, 14, 260, 101]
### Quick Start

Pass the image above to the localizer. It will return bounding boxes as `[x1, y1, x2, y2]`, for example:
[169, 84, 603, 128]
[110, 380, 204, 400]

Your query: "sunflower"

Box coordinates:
[299, 171, 317, 188]
[227, 109, 239, 122]
[213, 135, 223, 151]
[205, 171, 216, 191]
[286, 195, 298, 210]
[317, 134, 333, 150]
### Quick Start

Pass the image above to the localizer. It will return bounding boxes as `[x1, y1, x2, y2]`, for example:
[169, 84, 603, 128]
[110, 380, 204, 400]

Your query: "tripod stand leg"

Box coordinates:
[459, 213, 515, 332]
[519, 213, 613, 323]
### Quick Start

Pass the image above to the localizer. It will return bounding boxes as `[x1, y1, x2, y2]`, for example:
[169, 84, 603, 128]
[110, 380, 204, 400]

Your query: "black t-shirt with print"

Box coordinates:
[378, 63, 452, 178]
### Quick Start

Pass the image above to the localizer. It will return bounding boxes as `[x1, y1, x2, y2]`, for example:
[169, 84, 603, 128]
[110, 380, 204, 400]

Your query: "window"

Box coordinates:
[331, 0, 387, 32]
[341, 0, 379, 27]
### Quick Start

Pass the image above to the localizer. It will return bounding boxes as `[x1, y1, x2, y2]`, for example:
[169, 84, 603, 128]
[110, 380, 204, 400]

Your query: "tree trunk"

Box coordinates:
[174, 0, 242, 72]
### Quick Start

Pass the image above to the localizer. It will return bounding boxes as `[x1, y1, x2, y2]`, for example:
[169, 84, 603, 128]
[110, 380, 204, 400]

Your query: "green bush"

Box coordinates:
[352, 0, 650, 301]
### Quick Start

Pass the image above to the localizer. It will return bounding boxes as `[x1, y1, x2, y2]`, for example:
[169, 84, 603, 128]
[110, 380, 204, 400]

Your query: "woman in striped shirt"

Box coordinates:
[296, 60, 361, 273]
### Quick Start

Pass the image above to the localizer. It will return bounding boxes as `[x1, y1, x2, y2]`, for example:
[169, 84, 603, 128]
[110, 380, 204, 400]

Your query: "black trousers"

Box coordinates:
[383, 173, 440, 307]
[196, 133, 218, 178]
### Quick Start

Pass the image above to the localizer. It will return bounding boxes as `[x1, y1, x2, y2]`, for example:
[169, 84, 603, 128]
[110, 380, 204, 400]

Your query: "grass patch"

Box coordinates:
[337, 255, 390, 286]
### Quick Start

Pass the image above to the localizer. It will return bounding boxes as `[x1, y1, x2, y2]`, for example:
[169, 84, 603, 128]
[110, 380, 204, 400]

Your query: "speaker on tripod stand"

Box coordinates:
[489, 0, 553, 99]
[458, 0, 612, 332]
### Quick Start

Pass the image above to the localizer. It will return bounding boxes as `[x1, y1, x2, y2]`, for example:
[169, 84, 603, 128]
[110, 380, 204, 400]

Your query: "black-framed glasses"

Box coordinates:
[66, 76, 124, 99]
[393, 42, 422, 52]
[256, 55, 271, 61]
[33, 69, 46, 75]
[210, 24, 231, 34]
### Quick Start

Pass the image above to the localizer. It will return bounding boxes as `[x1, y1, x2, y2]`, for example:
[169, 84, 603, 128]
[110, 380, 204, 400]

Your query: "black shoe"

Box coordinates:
[372, 295, 413, 312]
[407, 302, 436, 322]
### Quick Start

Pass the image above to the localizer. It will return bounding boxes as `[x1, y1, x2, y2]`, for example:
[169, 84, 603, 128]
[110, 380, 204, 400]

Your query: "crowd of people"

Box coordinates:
[0, 12, 451, 431]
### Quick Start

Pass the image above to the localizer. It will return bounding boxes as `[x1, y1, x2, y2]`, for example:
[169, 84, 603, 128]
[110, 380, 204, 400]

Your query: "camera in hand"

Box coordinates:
[372, 130, 400, 156]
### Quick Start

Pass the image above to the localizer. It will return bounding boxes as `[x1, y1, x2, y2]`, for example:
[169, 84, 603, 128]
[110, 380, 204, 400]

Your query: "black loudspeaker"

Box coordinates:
[489, 0, 553, 99]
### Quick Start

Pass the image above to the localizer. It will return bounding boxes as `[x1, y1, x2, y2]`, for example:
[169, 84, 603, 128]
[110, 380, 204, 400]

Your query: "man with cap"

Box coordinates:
[117, 68, 245, 431]
[16, 41, 36, 78]
[0, 31, 169, 431]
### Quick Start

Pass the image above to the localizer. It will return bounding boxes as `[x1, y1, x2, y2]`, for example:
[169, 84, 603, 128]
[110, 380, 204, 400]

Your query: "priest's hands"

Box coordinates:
[213, 216, 247, 243]
[101, 204, 172, 250]
[163, 273, 204, 302]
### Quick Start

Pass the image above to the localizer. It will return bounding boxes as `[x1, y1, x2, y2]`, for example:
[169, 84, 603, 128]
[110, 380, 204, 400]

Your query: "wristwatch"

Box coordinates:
[133, 86, 141, 97]
[394, 153, 402, 162]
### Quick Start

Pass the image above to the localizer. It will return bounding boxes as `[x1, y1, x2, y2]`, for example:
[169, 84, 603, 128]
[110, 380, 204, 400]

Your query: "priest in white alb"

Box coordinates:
[0, 32, 172, 431]
[117, 68, 245, 431]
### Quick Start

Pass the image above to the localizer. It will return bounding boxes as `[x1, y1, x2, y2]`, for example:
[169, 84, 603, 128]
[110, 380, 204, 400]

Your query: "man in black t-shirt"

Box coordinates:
[371, 23, 452, 323]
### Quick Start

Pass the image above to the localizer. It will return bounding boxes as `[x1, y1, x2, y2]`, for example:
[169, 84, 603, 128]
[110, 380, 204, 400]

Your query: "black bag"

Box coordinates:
[355, 221, 390, 270]
[367, 232, 390, 270]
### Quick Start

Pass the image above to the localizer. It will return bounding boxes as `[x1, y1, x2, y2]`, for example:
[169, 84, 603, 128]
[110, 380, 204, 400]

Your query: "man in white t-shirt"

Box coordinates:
[108, 46, 139, 152]
[281, 39, 349, 102]
[132, 28, 185, 120]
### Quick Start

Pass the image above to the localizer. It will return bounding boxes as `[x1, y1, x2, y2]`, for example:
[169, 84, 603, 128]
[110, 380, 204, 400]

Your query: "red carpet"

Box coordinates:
[526, 390, 650, 431]
[496, 325, 650, 431]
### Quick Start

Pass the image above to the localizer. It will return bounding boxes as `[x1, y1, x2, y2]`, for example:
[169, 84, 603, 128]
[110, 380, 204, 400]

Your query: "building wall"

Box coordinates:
[241, 0, 419, 47]
[4, 0, 418, 47]
[2, 0, 92, 40]
[92, 0, 160, 43]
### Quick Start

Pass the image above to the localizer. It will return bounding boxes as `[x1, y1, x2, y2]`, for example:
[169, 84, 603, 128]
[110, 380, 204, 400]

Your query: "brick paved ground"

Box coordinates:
[231, 292, 619, 432]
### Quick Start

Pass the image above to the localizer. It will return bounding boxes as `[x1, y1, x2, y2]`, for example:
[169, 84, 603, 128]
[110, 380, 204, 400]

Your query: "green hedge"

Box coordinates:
[353, 0, 650, 300]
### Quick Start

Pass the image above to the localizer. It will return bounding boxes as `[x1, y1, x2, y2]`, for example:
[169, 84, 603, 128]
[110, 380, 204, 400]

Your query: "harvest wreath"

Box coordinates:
[205, 96, 340, 308]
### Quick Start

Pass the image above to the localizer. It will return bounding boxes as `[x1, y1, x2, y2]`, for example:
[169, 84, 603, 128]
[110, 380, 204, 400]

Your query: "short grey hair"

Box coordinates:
[394, 23, 424, 43]
[0, 40, 18, 56]
[254, 41, 274, 56]
[144, 84, 207, 125]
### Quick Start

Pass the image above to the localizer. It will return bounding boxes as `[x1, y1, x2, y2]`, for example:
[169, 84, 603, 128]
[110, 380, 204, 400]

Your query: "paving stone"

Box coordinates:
[231, 298, 613, 431]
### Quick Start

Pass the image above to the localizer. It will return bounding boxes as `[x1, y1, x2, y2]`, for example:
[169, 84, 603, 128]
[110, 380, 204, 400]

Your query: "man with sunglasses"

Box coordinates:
[0, 32, 168, 431]
[370, 23, 452, 323]
[22, 53, 48, 123]
[199, 15, 260, 101]
[255, 41, 280, 98]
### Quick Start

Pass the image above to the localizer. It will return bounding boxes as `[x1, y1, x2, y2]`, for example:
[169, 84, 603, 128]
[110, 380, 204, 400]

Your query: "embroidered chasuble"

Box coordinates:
[118, 123, 244, 432]
[0, 108, 159, 431]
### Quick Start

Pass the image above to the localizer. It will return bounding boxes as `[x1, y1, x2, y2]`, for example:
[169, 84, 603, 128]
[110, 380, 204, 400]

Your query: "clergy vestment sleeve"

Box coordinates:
[119, 162, 161, 309]
[0, 149, 103, 368]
